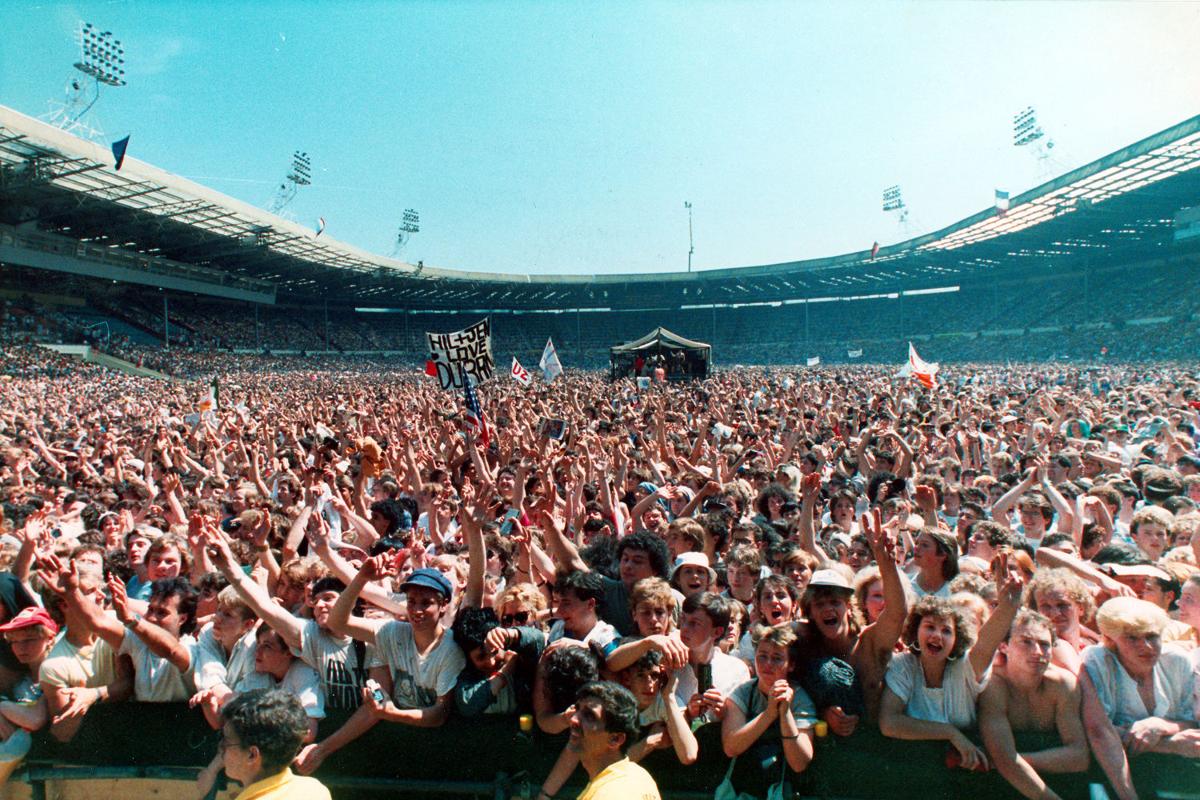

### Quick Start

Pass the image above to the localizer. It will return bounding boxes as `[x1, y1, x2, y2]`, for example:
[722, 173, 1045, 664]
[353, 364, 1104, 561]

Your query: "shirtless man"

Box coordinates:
[979, 610, 1088, 800]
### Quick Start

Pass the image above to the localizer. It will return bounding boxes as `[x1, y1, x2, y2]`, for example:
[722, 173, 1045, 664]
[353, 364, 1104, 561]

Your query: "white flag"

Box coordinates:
[539, 338, 563, 382]
[908, 342, 939, 388]
[806, 356, 820, 367]
[847, 348, 863, 358]
[198, 377, 219, 417]
[510, 356, 531, 386]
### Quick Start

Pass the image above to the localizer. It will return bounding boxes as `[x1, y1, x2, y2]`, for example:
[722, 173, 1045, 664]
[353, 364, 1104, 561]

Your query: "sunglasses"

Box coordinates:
[501, 611, 531, 626]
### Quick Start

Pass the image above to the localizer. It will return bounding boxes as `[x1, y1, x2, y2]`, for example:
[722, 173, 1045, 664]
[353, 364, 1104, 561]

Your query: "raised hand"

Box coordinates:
[801, 473, 820, 502]
[107, 574, 133, 624]
[991, 551, 1026, 604]
[35, 552, 76, 596]
[359, 553, 394, 581]
[861, 508, 895, 559]
[911, 484, 935, 512]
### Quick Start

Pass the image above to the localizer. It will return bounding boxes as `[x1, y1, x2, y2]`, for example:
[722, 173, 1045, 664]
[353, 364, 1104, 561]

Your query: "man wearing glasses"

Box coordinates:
[218, 688, 331, 799]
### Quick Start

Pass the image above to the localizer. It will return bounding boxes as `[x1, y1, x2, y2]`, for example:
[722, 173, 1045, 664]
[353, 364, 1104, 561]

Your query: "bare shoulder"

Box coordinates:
[1043, 664, 1078, 696]
[980, 669, 1013, 701]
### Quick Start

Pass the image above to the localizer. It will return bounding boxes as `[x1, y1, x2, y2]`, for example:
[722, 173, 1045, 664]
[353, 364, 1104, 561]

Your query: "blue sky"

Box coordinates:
[3, 1, 1199, 276]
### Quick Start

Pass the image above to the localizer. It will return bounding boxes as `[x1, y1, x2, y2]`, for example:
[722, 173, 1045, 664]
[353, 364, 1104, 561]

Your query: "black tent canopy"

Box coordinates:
[609, 326, 711, 380]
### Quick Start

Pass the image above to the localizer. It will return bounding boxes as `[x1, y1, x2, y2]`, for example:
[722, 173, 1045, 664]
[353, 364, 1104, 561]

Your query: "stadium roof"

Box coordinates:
[2, 104, 1200, 311]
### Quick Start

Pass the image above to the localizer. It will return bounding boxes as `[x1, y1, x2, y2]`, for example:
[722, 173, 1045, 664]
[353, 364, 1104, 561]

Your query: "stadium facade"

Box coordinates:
[2, 104, 1200, 366]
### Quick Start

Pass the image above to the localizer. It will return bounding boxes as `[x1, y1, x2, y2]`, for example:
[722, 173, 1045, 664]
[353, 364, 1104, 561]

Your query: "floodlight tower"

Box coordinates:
[44, 22, 127, 139]
[391, 209, 421, 256]
[684, 201, 694, 273]
[882, 185, 910, 233]
[269, 150, 312, 214]
[1013, 106, 1055, 178]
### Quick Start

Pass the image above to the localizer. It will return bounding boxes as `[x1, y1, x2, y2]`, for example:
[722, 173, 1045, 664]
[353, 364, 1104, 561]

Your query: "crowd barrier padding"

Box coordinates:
[6, 703, 1198, 799]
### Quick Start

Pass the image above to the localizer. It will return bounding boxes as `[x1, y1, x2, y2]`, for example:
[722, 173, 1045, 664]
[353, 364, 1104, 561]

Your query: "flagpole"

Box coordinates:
[804, 300, 810, 359]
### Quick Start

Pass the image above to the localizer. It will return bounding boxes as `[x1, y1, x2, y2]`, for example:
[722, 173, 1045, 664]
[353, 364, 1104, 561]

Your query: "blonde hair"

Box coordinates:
[1095, 597, 1170, 639]
[280, 556, 327, 587]
[1026, 568, 1096, 624]
[629, 577, 674, 614]
[496, 581, 547, 613]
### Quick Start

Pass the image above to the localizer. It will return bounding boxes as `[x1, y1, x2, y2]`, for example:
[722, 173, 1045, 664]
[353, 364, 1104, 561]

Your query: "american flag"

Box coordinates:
[463, 378, 490, 446]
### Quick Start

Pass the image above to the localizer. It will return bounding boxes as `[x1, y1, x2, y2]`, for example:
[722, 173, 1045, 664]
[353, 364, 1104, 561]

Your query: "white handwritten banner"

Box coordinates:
[426, 318, 494, 390]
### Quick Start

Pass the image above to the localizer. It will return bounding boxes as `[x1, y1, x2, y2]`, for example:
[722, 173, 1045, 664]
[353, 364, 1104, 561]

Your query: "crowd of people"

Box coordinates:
[5, 248, 1200, 377]
[0, 353, 1196, 799]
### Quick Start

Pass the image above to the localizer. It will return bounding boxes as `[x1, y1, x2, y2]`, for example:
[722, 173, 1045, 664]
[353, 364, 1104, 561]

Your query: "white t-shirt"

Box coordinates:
[119, 629, 198, 702]
[235, 660, 326, 719]
[906, 573, 952, 600]
[1082, 644, 1195, 728]
[366, 621, 465, 709]
[192, 624, 257, 693]
[673, 648, 751, 708]
[296, 619, 366, 711]
[548, 619, 619, 657]
[884, 651, 986, 730]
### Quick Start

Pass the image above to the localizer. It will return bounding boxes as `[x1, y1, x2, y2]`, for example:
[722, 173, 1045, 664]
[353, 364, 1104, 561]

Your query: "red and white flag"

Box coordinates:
[907, 342, 939, 389]
[511, 356, 531, 386]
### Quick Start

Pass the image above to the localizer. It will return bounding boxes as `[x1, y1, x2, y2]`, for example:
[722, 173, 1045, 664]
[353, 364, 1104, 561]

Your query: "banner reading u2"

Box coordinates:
[426, 318, 494, 390]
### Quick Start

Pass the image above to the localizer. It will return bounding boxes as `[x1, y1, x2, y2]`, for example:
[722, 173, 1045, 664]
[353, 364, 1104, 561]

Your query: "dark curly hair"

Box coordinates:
[754, 483, 794, 519]
[615, 530, 670, 579]
[575, 681, 640, 753]
[543, 645, 600, 712]
[452, 606, 500, 656]
[222, 688, 311, 775]
[901, 596, 973, 661]
[579, 534, 619, 579]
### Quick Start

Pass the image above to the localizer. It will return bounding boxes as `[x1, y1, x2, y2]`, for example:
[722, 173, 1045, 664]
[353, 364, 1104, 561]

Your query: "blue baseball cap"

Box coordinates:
[401, 568, 453, 601]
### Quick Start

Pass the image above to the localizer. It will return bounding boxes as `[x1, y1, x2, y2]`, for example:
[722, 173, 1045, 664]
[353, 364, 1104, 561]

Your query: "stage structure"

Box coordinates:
[610, 327, 711, 380]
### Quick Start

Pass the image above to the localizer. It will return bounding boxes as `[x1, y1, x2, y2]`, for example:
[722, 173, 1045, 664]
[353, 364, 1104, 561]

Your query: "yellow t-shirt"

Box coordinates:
[38, 635, 116, 690]
[237, 768, 331, 800]
[578, 758, 661, 800]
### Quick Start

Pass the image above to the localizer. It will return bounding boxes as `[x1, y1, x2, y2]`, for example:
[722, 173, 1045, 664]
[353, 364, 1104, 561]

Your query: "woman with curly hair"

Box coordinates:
[752, 484, 794, 531]
[1025, 568, 1098, 674]
[879, 555, 1025, 771]
[495, 582, 549, 631]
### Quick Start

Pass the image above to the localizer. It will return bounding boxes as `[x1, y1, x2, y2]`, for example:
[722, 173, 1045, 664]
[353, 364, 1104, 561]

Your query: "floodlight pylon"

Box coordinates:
[43, 21, 128, 140]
